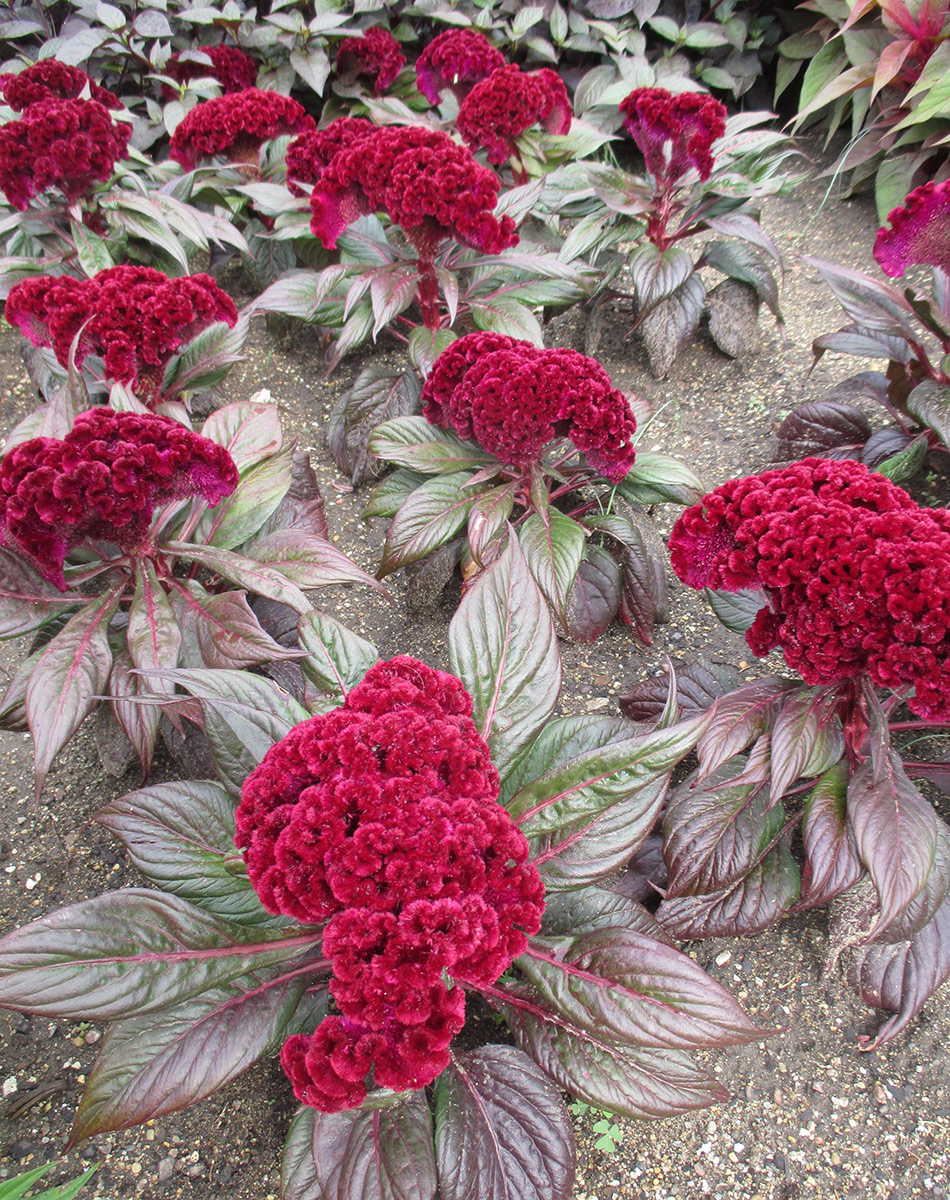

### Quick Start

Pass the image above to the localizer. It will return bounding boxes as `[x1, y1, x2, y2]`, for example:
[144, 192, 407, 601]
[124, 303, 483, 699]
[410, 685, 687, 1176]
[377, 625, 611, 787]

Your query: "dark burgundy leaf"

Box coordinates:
[619, 661, 741, 723]
[769, 687, 844, 805]
[281, 1091, 436, 1200]
[615, 527, 669, 647]
[108, 651, 158, 776]
[69, 969, 315, 1144]
[613, 834, 668, 905]
[564, 545, 622, 643]
[804, 258, 918, 339]
[521, 929, 765, 1048]
[405, 540, 460, 612]
[255, 451, 329, 541]
[0, 890, 321, 1020]
[638, 272, 706, 378]
[434, 1046, 575, 1200]
[494, 988, 729, 1119]
[0, 548, 90, 638]
[328, 365, 422, 487]
[813, 326, 912, 362]
[706, 279, 761, 358]
[907, 378, 950, 452]
[796, 762, 863, 911]
[774, 401, 872, 459]
[861, 428, 913, 470]
[174, 583, 303, 670]
[848, 893, 950, 1049]
[695, 677, 796, 781]
[704, 587, 764, 634]
[663, 750, 784, 899]
[700, 241, 780, 318]
[657, 839, 800, 938]
[847, 752, 940, 940]
[540, 883, 673, 942]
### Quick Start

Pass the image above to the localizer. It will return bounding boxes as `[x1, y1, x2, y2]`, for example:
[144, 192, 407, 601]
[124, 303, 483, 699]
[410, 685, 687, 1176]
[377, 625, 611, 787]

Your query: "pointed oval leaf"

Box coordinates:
[246, 529, 386, 595]
[0, 549, 89, 638]
[564, 544, 622, 643]
[0, 890, 321, 1020]
[109, 651, 161, 776]
[175, 583, 304, 671]
[797, 762, 863, 911]
[380, 472, 484, 577]
[704, 586, 765, 634]
[770, 687, 845, 805]
[448, 535, 561, 786]
[201, 400, 283, 471]
[369, 417, 497, 475]
[695, 677, 795, 781]
[519, 510, 586, 626]
[166, 541, 312, 615]
[195, 443, 295, 550]
[297, 611, 379, 707]
[467, 485, 516, 567]
[435, 1046, 574, 1200]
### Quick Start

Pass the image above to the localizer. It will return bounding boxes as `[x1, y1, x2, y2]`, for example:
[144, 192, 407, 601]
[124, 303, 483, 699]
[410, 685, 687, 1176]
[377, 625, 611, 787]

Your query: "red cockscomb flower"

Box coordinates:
[308, 124, 517, 255]
[423, 333, 637, 481]
[874, 180, 950, 278]
[162, 45, 258, 99]
[669, 458, 950, 719]
[0, 60, 121, 110]
[235, 656, 544, 1112]
[169, 88, 315, 170]
[619, 87, 726, 184]
[0, 408, 237, 589]
[0, 97, 130, 211]
[457, 64, 571, 166]
[335, 26, 405, 94]
[285, 116, 375, 196]
[415, 28, 505, 105]
[6, 266, 238, 406]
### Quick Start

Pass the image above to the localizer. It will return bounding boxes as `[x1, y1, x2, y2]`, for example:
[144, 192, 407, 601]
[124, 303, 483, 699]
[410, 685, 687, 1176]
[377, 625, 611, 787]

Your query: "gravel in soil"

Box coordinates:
[1, 172, 949, 1199]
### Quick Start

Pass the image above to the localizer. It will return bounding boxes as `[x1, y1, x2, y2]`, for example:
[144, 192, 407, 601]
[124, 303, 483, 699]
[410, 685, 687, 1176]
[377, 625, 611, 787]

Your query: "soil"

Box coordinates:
[1, 168, 949, 1200]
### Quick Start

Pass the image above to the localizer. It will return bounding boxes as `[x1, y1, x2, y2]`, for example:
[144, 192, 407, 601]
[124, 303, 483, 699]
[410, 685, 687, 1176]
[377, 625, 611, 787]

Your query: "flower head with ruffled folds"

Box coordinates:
[415, 28, 505, 105]
[285, 117, 376, 196]
[308, 124, 517, 256]
[669, 458, 950, 718]
[423, 332, 637, 481]
[874, 180, 950, 279]
[619, 87, 726, 185]
[162, 45, 258, 99]
[457, 64, 571, 168]
[0, 408, 238, 589]
[6, 266, 238, 407]
[335, 26, 405, 94]
[0, 60, 121, 110]
[0, 97, 130, 211]
[235, 655, 544, 1112]
[169, 88, 315, 170]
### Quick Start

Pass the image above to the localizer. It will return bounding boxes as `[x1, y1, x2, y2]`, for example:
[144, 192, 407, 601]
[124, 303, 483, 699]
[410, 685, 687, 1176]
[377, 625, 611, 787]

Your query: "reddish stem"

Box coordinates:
[417, 257, 441, 331]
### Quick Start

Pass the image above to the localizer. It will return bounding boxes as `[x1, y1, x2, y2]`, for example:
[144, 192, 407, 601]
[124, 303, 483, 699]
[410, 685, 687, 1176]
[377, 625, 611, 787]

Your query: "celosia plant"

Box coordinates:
[415, 28, 505, 106]
[0, 399, 379, 793]
[775, 181, 950, 481]
[0, 60, 121, 110]
[616, 456, 950, 1047]
[0, 97, 131, 212]
[0, 538, 766, 1198]
[169, 88, 315, 171]
[363, 332, 702, 642]
[6, 265, 238, 409]
[563, 86, 796, 376]
[162, 44, 258, 98]
[284, 117, 376, 196]
[457, 65, 571, 182]
[334, 26, 405, 94]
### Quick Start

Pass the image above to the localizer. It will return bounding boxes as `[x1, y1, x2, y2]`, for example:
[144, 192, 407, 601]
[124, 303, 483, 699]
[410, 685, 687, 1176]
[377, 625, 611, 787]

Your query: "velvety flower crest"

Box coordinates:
[423, 333, 637, 481]
[6, 266, 238, 407]
[0, 97, 131, 211]
[169, 88, 315, 170]
[162, 45, 258, 98]
[619, 87, 726, 184]
[415, 29, 505, 105]
[0, 408, 238, 589]
[669, 458, 950, 718]
[235, 656, 544, 1112]
[308, 124, 517, 255]
[873, 180, 950, 278]
[335, 26, 405, 94]
[285, 117, 375, 196]
[0, 60, 121, 110]
[457, 64, 572, 165]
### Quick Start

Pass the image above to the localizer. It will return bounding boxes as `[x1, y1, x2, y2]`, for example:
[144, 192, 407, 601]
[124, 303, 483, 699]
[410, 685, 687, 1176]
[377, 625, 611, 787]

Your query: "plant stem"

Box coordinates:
[417, 257, 441, 331]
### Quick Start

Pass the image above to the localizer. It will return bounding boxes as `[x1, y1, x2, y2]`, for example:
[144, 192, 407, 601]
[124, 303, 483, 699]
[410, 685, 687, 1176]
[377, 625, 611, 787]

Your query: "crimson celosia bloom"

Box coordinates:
[162, 45, 258, 99]
[619, 87, 726, 184]
[0, 97, 131, 211]
[169, 88, 315, 170]
[669, 458, 950, 719]
[415, 28, 505, 105]
[235, 656, 544, 1112]
[6, 266, 238, 407]
[335, 26, 405, 94]
[284, 116, 375, 196]
[0, 408, 238, 589]
[423, 333, 637, 481]
[457, 65, 572, 166]
[873, 180, 950, 278]
[308, 124, 517, 255]
[0, 60, 121, 110]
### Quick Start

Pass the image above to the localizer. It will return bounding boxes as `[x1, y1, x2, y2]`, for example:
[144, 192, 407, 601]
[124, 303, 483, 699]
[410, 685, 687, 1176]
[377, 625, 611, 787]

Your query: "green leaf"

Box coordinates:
[379, 472, 484, 577]
[629, 243, 693, 308]
[247, 529, 385, 594]
[907, 379, 950, 453]
[519, 510, 586, 627]
[369, 417, 497, 475]
[200, 400, 283, 472]
[471, 297, 544, 344]
[448, 535, 561, 786]
[0, 549, 90, 639]
[96, 780, 283, 927]
[167, 541, 312, 614]
[407, 326, 458, 377]
[297, 611, 379, 707]
[614, 452, 704, 506]
[195, 443, 295, 550]
[875, 433, 928, 482]
[705, 587, 763, 634]
[363, 469, 428, 520]
[71, 221, 114, 277]
[467, 485, 516, 567]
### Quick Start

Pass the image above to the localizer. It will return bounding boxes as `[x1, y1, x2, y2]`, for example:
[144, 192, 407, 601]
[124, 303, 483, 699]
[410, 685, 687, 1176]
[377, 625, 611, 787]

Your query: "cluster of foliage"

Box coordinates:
[0, 1165, 95, 1200]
